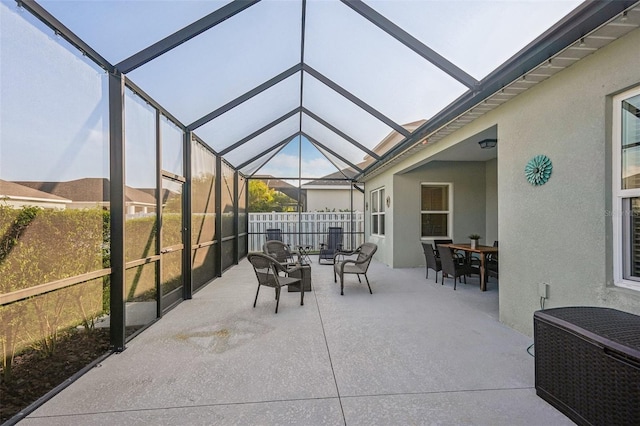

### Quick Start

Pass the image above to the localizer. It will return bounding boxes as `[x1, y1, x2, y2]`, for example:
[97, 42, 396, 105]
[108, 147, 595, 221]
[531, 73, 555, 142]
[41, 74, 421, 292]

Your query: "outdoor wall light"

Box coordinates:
[478, 138, 497, 149]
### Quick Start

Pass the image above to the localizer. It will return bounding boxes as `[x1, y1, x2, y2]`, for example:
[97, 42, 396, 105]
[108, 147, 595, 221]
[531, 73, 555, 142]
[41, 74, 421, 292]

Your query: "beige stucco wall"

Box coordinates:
[365, 161, 493, 268]
[305, 188, 364, 212]
[364, 176, 393, 265]
[485, 158, 498, 245]
[496, 27, 640, 335]
[395, 162, 488, 267]
[364, 27, 640, 336]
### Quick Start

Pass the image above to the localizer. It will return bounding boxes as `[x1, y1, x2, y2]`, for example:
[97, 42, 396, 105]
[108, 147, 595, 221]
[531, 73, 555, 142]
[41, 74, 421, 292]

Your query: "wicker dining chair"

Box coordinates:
[422, 243, 442, 282]
[486, 240, 499, 280]
[437, 244, 480, 290]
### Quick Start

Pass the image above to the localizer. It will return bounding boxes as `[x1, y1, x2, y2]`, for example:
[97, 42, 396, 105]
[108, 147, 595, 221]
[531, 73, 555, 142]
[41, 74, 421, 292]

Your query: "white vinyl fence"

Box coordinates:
[248, 211, 365, 252]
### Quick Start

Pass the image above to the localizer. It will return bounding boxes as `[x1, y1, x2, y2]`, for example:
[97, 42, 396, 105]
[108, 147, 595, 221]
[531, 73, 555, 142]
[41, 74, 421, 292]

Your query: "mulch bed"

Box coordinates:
[0, 328, 110, 423]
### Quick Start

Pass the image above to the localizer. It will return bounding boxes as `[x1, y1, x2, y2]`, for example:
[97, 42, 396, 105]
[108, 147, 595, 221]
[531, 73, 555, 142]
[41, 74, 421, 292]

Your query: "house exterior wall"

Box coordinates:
[305, 187, 364, 212]
[394, 162, 487, 268]
[365, 161, 489, 268]
[496, 27, 640, 335]
[364, 174, 393, 265]
[485, 158, 498, 245]
[364, 27, 640, 337]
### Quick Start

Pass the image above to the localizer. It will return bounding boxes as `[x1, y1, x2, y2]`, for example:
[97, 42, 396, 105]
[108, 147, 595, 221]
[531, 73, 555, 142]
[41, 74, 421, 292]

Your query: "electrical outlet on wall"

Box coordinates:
[538, 282, 549, 299]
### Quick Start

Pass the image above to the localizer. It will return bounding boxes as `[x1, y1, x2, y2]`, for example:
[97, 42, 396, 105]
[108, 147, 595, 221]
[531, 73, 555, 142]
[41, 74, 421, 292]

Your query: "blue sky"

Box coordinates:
[1, 0, 582, 184]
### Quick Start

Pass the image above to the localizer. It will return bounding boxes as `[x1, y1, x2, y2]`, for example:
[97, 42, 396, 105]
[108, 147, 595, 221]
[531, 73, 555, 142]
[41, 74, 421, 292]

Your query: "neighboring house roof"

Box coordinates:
[302, 168, 359, 188]
[253, 175, 305, 201]
[360, 120, 427, 169]
[0, 179, 71, 203]
[14, 178, 156, 206]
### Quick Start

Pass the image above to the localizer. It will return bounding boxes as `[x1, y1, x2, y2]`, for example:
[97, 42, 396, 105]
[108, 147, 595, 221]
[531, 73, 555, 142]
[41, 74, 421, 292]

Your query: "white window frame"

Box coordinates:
[371, 187, 385, 236]
[420, 182, 453, 239]
[613, 85, 640, 291]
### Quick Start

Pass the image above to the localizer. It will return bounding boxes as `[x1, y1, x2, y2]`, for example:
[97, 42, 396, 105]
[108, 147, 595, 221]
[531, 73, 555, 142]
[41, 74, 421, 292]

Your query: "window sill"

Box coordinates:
[612, 280, 640, 293]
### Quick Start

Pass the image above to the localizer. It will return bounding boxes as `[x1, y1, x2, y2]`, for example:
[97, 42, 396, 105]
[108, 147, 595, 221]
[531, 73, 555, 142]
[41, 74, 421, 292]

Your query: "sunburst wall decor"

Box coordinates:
[525, 155, 552, 186]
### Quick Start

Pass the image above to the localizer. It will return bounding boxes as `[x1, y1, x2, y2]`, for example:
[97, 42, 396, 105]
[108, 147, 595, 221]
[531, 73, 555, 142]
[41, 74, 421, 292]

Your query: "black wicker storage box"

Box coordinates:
[534, 307, 640, 426]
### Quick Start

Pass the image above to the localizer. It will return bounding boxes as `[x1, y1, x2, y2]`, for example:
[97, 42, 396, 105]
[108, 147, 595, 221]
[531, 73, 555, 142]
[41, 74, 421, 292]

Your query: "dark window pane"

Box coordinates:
[622, 95, 640, 189]
[625, 198, 640, 280]
[380, 215, 385, 235]
[421, 213, 448, 237]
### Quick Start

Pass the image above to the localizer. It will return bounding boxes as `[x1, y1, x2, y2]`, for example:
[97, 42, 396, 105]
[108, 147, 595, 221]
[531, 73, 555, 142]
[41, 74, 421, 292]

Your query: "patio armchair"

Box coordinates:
[437, 244, 480, 290]
[319, 227, 344, 265]
[333, 242, 377, 295]
[422, 243, 442, 282]
[263, 240, 297, 265]
[247, 253, 304, 313]
[266, 228, 283, 241]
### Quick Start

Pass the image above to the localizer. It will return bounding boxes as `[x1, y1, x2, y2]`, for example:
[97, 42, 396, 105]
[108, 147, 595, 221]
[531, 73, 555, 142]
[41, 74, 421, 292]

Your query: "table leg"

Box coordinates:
[480, 253, 487, 291]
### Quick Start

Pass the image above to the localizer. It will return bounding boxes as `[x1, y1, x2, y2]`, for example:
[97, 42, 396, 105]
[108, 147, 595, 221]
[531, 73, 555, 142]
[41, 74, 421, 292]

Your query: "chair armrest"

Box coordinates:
[285, 263, 303, 274]
[333, 247, 359, 262]
[341, 254, 370, 266]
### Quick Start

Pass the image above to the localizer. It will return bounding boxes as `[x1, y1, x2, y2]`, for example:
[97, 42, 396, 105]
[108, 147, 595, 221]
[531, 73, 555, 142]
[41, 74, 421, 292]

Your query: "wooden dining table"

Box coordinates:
[444, 243, 498, 291]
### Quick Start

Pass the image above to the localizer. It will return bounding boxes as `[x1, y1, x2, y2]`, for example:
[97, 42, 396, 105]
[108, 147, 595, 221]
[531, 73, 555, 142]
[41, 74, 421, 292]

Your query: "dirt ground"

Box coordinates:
[0, 328, 110, 423]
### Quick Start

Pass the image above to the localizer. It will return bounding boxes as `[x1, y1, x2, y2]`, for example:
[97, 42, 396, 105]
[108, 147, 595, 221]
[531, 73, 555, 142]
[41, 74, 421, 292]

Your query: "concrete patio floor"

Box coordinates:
[23, 259, 572, 425]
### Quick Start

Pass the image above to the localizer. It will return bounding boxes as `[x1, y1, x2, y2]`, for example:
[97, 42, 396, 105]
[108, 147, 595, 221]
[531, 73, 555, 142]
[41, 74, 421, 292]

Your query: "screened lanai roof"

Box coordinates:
[26, 0, 639, 181]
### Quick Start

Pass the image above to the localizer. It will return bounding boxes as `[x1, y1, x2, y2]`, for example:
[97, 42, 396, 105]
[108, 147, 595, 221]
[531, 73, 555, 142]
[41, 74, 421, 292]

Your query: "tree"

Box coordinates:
[248, 181, 296, 212]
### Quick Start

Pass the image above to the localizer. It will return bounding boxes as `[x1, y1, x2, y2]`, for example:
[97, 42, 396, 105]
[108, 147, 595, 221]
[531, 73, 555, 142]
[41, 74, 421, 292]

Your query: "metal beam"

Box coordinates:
[116, 0, 261, 73]
[233, 170, 239, 265]
[108, 70, 126, 352]
[353, 183, 365, 194]
[125, 78, 186, 129]
[247, 142, 291, 178]
[301, 132, 363, 173]
[219, 107, 301, 155]
[215, 156, 223, 277]
[188, 63, 302, 130]
[237, 134, 298, 170]
[18, 0, 113, 72]
[340, 0, 478, 89]
[298, 0, 307, 129]
[301, 107, 379, 159]
[303, 64, 409, 137]
[183, 131, 193, 299]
